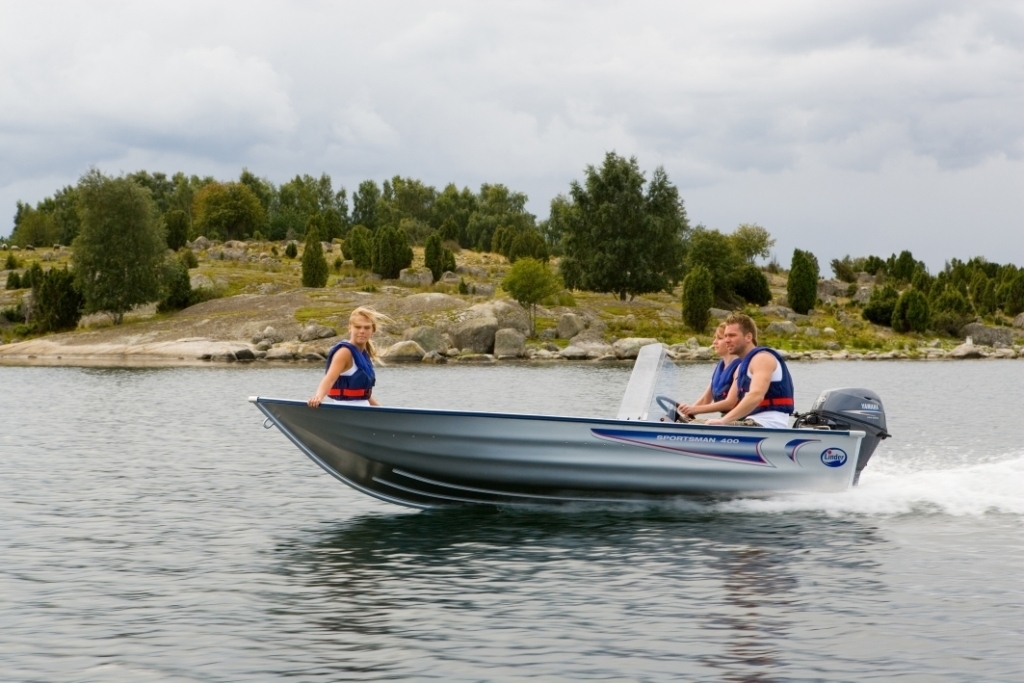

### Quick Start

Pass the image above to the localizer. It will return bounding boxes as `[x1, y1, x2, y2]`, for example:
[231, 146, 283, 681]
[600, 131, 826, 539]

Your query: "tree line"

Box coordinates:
[6, 153, 1021, 340]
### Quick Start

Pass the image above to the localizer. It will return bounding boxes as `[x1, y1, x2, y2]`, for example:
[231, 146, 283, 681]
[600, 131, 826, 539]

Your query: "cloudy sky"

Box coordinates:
[2, 0, 1022, 270]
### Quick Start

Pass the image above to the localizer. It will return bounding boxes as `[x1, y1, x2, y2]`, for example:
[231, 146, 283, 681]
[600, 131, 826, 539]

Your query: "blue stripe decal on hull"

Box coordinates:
[784, 438, 821, 465]
[591, 429, 771, 466]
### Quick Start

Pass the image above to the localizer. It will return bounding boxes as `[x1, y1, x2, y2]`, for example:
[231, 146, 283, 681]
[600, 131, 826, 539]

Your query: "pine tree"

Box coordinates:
[891, 289, 930, 333]
[787, 249, 819, 314]
[301, 225, 329, 288]
[158, 255, 194, 312]
[424, 232, 444, 281]
[33, 267, 84, 332]
[681, 264, 714, 333]
[343, 225, 373, 269]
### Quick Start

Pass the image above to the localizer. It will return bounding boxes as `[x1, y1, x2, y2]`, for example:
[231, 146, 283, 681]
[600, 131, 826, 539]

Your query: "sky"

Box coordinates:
[1, 0, 1022, 271]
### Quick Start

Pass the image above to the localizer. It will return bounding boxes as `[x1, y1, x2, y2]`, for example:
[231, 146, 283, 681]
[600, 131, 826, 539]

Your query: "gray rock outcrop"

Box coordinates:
[803, 327, 821, 337]
[453, 316, 498, 353]
[494, 328, 526, 359]
[949, 342, 983, 359]
[557, 313, 586, 339]
[709, 308, 731, 320]
[399, 267, 434, 287]
[299, 323, 337, 342]
[612, 337, 660, 359]
[252, 326, 285, 345]
[961, 323, 1013, 347]
[765, 321, 800, 335]
[190, 236, 212, 251]
[403, 326, 446, 353]
[1014, 313, 1024, 329]
[381, 340, 426, 362]
[464, 300, 531, 335]
[559, 345, 591, 360]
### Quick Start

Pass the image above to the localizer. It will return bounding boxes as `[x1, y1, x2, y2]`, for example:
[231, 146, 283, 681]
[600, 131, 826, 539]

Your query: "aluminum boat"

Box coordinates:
[252, 345, 889, 509]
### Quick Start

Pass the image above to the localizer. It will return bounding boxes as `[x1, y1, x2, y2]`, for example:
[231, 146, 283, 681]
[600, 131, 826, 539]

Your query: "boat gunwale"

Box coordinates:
[249, 395, 866, 438]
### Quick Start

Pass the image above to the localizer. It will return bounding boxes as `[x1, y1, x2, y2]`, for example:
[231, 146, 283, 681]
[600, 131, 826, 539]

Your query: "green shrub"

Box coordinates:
[33, 266, 84, 332]
[787, 249, 819, 314]
[5, 271, 20, 290]
[343, 225, 373, 270]
[164, 209, 190, 251]
[424, 232, 444, 281]
[891, 289, 930, 333]
[458, 277, 469, 295]
[301, 226, 329, 288]
[4, 252, 18, 270]
[158, 256, 193, 312]
[179, 248, 199, 269]
[931, 287, 974, 336]
[501, 258, 561, 335]
[831, 256, 857, 283]
[1, 303, 26, 323]
[999, 271, 1024, 316]
[862, 285, 899, 326]
[372, 226, 413, 279]
[681, 264, 714, 332]
[333, 256, 344, 272]
[284, 242, 298, 259]
[733, 265, 772, 305]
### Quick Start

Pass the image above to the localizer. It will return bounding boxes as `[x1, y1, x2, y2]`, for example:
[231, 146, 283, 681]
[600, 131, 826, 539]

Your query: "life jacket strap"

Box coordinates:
[757, 397, 793, 408]
[328, 388, 370, 399]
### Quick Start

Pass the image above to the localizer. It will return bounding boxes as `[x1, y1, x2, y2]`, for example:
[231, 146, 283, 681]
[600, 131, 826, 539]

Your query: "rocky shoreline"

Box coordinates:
[3, 243, 1023, 368]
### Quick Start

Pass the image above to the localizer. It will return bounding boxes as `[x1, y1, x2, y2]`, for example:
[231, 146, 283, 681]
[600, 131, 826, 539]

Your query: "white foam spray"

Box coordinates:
[715, 453, 1024, 517]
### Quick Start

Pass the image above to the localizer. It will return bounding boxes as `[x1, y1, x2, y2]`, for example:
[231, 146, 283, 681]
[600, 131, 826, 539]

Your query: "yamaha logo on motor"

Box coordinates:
[820, 448, 848, 467]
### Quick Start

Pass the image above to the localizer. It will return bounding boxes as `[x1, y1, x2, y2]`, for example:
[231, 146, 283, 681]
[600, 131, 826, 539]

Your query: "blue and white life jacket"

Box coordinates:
[711, 357, 741, 402]
[736, 347, 794, 415]
[325, 341, 375, 401]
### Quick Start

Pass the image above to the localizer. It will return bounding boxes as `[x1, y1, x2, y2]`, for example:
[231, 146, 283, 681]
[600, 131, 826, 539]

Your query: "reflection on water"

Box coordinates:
[271, 508, 886, 681]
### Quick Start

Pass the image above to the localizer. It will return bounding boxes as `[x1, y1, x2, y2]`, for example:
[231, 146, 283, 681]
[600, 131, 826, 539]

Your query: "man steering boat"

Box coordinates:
[704, 313, 794, 428]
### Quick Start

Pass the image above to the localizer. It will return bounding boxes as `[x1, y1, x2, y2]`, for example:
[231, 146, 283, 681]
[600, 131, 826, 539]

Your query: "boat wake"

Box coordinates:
[713, 453, 1024, 517]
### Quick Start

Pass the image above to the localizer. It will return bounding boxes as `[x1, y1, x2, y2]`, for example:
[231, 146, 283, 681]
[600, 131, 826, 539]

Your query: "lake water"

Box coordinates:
[1, 361, 1022, 682]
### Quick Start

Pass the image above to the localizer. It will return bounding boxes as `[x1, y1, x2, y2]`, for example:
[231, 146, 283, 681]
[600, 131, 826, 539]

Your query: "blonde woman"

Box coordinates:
[676, 322, 740, 421]
[308, 307, 388, 408]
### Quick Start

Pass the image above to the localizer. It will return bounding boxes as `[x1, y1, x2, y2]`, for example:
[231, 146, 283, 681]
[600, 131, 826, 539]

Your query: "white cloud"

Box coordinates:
[1, 0, 1022, 269]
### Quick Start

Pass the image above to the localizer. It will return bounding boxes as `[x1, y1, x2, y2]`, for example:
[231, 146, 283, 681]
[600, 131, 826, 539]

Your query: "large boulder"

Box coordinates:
[817, 279, 847, 298]
[709, 308, 731, 320]
[557, 313, 586, 339]
[464, 300, 531, 335]
[381, 340, 426, 362]
[453, 316, 498, 353]
[1014, 313, 1024, 329]
[961, 323, 1013, 347]
[759, 305, 798, 320]
[299, 322, 337, 342]
[403, 326, 446, 353]
[494, 328, 526, 359]
[252, 326, 285, 345]
[853, 286, 872, 304]
[612, 337, 660, 360]
[391, 292, 466, 315]
[399, 267, 434, 287]
[190, 236, 212, 251]
[559, 345, 591, 360]
[765, 321, 800, 336]
[949, 342, 983, 359]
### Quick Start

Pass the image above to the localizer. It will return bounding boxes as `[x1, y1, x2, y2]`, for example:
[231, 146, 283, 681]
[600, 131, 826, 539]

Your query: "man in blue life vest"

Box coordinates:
[705, 313, 795, 428]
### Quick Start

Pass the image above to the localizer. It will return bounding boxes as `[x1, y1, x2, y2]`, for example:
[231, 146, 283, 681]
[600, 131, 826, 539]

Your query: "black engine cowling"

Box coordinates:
[792, 388, 890, 485]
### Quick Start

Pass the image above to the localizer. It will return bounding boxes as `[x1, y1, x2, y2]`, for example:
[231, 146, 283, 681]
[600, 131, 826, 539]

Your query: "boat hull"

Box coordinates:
[252, 397, 865, 509]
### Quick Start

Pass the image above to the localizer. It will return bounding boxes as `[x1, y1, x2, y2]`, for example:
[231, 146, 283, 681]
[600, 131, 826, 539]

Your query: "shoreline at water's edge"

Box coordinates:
[0, 342, 1019, 368]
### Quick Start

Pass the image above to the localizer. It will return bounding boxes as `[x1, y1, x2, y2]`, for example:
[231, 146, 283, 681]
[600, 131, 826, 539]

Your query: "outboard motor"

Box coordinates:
[793, 388, 890, 485]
